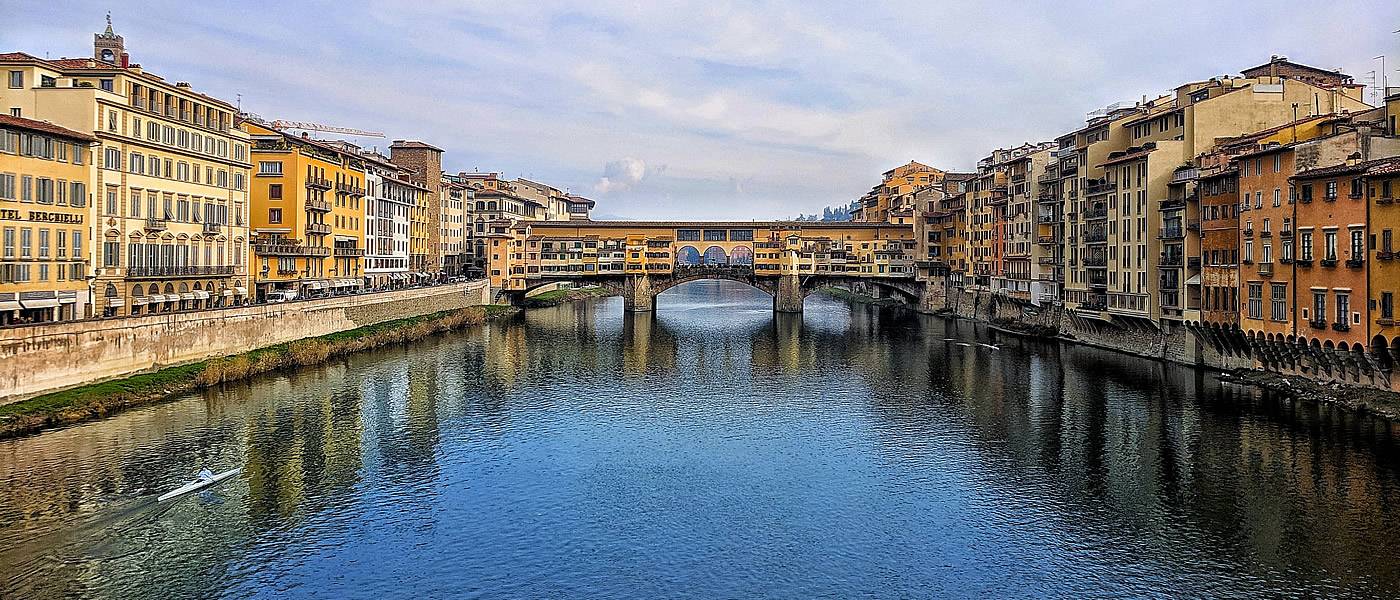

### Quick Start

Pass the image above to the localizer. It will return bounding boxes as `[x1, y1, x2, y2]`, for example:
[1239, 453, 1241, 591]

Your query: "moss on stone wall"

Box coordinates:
[0, 305, 518, 440]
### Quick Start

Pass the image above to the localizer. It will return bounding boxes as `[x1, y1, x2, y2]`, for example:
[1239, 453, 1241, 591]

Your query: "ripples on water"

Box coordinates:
[3, 280, 1400, 598]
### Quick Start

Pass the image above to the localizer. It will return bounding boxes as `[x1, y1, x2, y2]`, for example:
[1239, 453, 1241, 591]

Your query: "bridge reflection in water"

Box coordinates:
[493, 220, 926, 313]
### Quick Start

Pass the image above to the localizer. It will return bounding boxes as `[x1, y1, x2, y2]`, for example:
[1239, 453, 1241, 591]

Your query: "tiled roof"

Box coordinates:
[0, 114, 97, 142]
[1293, 157, 1400, 180]
[389, 140, 442, 152]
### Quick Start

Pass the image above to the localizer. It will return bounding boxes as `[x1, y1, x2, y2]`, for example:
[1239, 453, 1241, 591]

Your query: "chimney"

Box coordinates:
[1346, 152, 1362, 166]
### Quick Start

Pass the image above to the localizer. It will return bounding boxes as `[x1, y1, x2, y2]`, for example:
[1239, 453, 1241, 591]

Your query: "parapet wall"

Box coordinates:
[0, 281, 491, 403]
[918, 274, 1395, 390]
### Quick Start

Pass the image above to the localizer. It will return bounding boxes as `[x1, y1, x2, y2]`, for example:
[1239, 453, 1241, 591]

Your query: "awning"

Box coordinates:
[1184, 274, 1201, 286]
[194, 290, 211, 300]
[147, 294, 167, 303]
[306, 281, 325, 290]
[58, 295, 76, 304]
[131, 296, 149, 305]
[222, 289, 235, 297]
[0, 301, 19, 311]
[180, 293, 196, 301]
[105, 298, 126, 307]
[20, 298, 60, 309]
[234, 287, 248, 296]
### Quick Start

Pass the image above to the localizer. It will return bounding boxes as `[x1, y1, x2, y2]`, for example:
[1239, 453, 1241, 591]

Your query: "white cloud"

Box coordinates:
[594, 157, 652, 194]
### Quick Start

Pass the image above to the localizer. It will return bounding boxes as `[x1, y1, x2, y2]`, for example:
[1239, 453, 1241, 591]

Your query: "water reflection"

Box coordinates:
[1, 280, 1399, 597]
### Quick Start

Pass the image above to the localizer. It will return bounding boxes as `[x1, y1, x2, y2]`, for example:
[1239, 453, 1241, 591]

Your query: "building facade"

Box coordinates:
[0, 115, 96, 323]
[1, 22, 253, 317]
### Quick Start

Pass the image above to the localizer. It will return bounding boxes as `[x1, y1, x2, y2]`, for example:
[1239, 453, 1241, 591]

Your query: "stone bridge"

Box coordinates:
[514, 265, 929, 313]
[489, 220, 925, 314]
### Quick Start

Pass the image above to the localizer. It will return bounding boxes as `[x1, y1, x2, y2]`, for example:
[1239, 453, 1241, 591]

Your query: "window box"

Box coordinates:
[1332, 322, 1351, 332]
[1346, 258, 1365, 269]
[1309, 319, 1327, 329]
[1321, 258, 1338, 267]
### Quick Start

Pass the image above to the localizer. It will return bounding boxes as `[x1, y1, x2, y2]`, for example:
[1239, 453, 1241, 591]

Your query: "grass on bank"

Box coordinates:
[0, 304, 518, 437]
[523, 286, 611, 308]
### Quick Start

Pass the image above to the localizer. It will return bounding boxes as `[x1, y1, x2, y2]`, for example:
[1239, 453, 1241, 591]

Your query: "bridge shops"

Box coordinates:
[489, 221, 923, 312]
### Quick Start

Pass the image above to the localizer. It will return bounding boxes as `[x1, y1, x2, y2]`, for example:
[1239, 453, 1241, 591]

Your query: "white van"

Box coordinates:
[266, 290, 299, 303]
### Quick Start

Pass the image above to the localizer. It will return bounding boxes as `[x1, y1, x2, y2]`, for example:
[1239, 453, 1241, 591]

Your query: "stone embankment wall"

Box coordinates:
[918, 276, 1394, 390]
[0, 281, 491, 403]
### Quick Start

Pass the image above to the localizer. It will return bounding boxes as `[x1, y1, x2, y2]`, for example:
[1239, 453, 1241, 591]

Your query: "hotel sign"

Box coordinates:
[0, 209, 84, 224]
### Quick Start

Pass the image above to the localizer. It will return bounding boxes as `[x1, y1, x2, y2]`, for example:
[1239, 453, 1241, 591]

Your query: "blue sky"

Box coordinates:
[9, 1, 1400, 219]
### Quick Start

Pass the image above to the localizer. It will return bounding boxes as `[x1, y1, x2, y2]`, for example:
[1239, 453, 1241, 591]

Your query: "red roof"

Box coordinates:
[0, 114, 97, 142]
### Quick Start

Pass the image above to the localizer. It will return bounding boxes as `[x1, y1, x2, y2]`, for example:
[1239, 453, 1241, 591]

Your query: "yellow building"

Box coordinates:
[853, 161, 945, 223]
[0, 21, 254, 317]
[0, 115, 97, 323]
[242, 121, 366, 299]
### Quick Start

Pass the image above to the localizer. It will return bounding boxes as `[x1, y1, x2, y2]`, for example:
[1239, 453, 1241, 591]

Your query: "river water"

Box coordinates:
[2, 280, 1400, 598]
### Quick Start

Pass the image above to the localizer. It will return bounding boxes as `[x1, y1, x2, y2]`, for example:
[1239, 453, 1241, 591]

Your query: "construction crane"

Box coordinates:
[269, 120, 384, 138]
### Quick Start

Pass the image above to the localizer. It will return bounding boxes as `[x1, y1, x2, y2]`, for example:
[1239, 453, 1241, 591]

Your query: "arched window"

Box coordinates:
[104, 284, 118, 298]
[675, 246, 701, 266]
[730, 245, 753, 266]
[702, 246, 728, 265]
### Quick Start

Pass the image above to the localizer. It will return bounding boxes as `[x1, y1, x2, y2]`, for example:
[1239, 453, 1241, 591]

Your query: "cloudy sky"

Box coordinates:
[11, 1, 1400, 219]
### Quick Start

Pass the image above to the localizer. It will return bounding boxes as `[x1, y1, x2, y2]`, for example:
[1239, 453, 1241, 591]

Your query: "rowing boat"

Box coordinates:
[157, 468, 241, 502]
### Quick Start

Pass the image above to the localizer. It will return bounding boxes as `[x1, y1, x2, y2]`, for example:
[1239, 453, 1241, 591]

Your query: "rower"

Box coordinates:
[198, 467, 215, 482]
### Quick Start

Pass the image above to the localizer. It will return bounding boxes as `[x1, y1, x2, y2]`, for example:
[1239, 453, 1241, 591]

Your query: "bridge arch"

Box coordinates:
[731, 245, 754, 266]
[702, 246, 728, 265]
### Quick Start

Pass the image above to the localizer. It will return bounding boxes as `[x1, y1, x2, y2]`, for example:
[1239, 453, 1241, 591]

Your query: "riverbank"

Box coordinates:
[1217, 369, 1400, 421]
[523, 286, 612, 308]
[0, 305, 518, 440]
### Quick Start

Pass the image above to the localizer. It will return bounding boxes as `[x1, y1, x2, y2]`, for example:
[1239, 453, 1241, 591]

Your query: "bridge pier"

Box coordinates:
[774, 274, 803, 313]
[623, 274, 655, 312]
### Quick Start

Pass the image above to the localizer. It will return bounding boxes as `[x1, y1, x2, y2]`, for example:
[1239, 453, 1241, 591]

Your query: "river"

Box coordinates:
[2, 280, 1400, 598]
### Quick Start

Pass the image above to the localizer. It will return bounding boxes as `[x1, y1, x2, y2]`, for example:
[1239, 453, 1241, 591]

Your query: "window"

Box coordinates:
[103, 241, 119, 267]
[2, 227, 12, 258]
[1325, 231, 1338, 261]
[1384, 292, 1395, 320]
[1273, 188, 1281, 207]
[0, 173, 13, 200]
[258, 161, 283, 175]
[104, 147, 120, 170]
[1247, 283, 1263, 319]
[1273, 154, 1281, 173]
[1271, 283, 1287, 321]
[99, 79, 113, 92]
[1313, 291, 1326, 323]
[7, 71, 21, 89]
[1337, 292, 1350, 325]
[105, 187, 118, 215]
[1351, 229, 1364, 259]
[70, 182, 85, 207]
[1326, 181, 1338, 200]
[1301, 231, 1313, 260]
[269, 208, 282, 223]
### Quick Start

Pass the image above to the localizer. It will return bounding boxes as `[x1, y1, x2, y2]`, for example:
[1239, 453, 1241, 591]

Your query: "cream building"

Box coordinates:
[0, 19, 252, 316]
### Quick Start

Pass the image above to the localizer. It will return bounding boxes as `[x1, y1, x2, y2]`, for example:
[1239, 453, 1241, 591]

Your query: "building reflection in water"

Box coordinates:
[1, 280, 1400, 596]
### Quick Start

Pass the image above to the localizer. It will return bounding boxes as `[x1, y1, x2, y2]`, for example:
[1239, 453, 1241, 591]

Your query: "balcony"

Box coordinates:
[334, 246, 364, 257]
[1083, 206, 1108, 220]
[306, 222, 331, 235]
[1279, 228, 1293, 238]
[1084, 231, 1108, 244]
[1158, 228, 1185, 240]
[1279, 256, 1293, 265]
[144, 217, 168, 231]
[1333, 322, 1351, 332]
[1380, 195, 1396, 206]
[1160, 254, 1183, 267]
[335, 182, 365, 196]
[126, 265, 237, 278]
[1321, 258, 1338, 268]
[1037, 235, 1057, 245]
[1380, 250, 1395, 260]
[307, 176, 333, 190]
[1187, 257, 1201, 269]
[1260, 230, 1272, 238]
[1085, 181, 1117, 196]
[1084, 256, 1108, 267]
[1159, 198, 1186, 210]
[1038, 193, 1058, 203]
[1242, 227, 1254, 237]
[1379, 317, 1396, 327]
[1309, 319, 1327, 330]
[1037, 256, 1062, 265]
[253, 242, 331, 257]
[202, 222, 221, 235]
[1038, 214, 1061, 224]
[306, 199, 331, 212]
[1347, 258, 1365, 269]
[1295, 257, 1313, 267]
